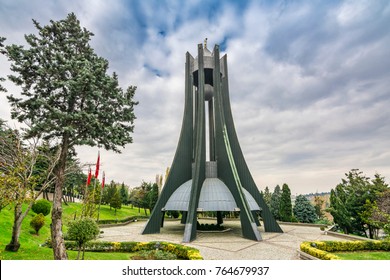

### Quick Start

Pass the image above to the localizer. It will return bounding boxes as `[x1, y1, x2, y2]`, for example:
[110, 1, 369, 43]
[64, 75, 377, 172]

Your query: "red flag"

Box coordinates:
[102, 171, 105, 189]
[94, 152, 100, 178]
[87, 168, 92, 186]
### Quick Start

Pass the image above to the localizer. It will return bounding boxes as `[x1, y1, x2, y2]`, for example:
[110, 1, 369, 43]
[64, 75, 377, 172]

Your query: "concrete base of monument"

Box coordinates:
[98, 219, 348, 260]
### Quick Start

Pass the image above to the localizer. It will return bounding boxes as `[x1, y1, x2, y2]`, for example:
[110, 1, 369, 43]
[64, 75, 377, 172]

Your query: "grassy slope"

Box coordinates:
[0, 202, 146, 260]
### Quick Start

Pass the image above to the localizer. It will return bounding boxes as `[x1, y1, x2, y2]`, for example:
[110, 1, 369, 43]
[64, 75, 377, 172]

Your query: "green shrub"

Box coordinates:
[131, 250, 177, 260]
[197, 223, 225, 231]
[32, 199, 51, 216]
[166, 211, 180, 218]
[97, 215, 147, 225]
[300, 242, 339, 260]
[315, 218, 332, 225]
[30, 213, 45, 235]
[55, 241, 203, 260]
[67, 218, 100, 260]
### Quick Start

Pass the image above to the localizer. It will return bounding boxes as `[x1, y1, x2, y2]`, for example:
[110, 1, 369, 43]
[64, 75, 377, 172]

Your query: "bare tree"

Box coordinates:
[0, 124, 59, 251]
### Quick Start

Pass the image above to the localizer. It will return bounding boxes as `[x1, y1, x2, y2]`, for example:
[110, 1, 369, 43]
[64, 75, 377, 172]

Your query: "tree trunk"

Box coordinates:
[51, 134, 69, 260]
[6, 191, 46, 252]
[62, 195, 69, 206]
[368, 225, 376, 239]
[43, 190, 49, 201]
[77, 247, 81, 260]
[5, 202, 23, 252]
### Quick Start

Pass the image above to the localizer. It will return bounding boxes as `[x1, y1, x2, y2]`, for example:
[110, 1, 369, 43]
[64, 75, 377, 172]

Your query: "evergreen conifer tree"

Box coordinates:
[262, 186, 272, 207]
[3, 13, 137, 259]
[270, 185, 281, 220]
[293, 195, 317, 223]
[279, 183, 293, 222]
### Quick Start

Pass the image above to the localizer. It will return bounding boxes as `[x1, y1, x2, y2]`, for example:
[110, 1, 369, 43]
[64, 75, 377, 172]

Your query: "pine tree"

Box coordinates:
[328, 185, 352, 234]
[0, 37, 7, 92]
[119, 183, 129, 205]
[293, 195, 317, 223]
[262, 186, 272, 207]
[3, 13, 137, 259]
[314, 195, 325, 219]
[147, 183, 159, 212]
[328, 169, 388, 238]
[279, 183, 293, 222]
[270, 185, 281, 220]
[110, 189, 122, 215]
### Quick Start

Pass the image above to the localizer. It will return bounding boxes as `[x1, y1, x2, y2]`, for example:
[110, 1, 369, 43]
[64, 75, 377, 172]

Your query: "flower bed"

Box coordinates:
[62, 241, 203, 260]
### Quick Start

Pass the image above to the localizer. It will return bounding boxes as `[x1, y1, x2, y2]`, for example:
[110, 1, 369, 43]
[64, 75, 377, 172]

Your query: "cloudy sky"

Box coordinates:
[1, 0, 389, 195]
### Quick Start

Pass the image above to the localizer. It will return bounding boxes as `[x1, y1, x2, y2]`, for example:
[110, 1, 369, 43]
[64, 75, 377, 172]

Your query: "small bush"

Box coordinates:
[32, 199, 51, 216]
[166, 211, 180, 218]
[67, 218, 100, 260]
[315, 218, 332, 225]
[197, 223, 225, 231]
[97, 215, 147, 225]
[131, 250, 177, 260]
[30, 213, 45, 235]
[53, 241, 203, 260]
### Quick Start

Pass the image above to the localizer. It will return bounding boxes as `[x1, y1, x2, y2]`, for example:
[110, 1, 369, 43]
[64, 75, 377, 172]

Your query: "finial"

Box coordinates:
[204, 38, 208, 48]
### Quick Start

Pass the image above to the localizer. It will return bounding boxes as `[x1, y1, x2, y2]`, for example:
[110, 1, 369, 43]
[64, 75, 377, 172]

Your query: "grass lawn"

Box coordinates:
[333, 251, 390, 260]
[0, 202, 148, 260]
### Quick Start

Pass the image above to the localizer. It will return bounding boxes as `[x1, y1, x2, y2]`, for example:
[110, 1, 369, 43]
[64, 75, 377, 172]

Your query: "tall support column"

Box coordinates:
[142, 52, 194, 235]
[208, 98, 215, 161]
[213, 45, 261, 241]
[219, 54, 282, 233]
[183, 44, 206, 243]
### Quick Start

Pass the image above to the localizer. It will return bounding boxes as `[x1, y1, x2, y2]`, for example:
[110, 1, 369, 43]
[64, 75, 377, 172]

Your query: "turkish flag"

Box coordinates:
[94, 152, 100, 178]
[87, 168, 92, 186]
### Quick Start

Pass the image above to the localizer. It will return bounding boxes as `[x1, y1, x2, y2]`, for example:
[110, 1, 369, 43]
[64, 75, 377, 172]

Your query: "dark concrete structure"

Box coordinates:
[142, 41, 283, 242]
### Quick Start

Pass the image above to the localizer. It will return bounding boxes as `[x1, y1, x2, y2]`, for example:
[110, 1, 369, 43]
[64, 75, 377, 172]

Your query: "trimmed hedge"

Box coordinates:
[97, 216, 148, 225]
[32, 199, 51, 216]
[60, 241, 203, 260]
[197, 223, 225, 231]
[300, 242, 340, 260]
[300, 240, 390, 260]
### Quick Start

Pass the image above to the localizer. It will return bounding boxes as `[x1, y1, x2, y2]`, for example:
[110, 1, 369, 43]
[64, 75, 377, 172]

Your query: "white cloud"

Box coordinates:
[1, 0, 390, 194]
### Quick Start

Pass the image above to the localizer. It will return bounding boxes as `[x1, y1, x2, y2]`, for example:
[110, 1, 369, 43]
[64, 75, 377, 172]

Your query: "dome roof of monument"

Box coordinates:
[163, 178, 261, 212]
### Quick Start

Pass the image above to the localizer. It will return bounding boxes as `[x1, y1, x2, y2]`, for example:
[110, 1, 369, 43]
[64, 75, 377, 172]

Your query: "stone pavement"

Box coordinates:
[98, 219, 344, 260]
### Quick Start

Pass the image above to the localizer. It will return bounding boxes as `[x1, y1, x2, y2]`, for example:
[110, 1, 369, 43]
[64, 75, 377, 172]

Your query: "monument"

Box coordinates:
[142, 40, 283, 242]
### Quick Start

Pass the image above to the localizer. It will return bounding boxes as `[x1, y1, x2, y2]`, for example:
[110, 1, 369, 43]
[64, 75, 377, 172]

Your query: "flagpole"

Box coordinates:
[92, 151, 100, 220]
[96, 183, 103, 223]
[82, 167, 92, 218]
[92, 174, 97, 217]
[96, 171, 104, 222]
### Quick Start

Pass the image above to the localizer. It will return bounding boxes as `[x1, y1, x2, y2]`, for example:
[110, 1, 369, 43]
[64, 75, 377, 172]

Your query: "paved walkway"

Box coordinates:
[98, 219, 343, 260]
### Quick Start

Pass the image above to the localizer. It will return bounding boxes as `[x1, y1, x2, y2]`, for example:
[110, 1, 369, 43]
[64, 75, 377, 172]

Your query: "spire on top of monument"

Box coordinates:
[203, 37, 212, 56]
